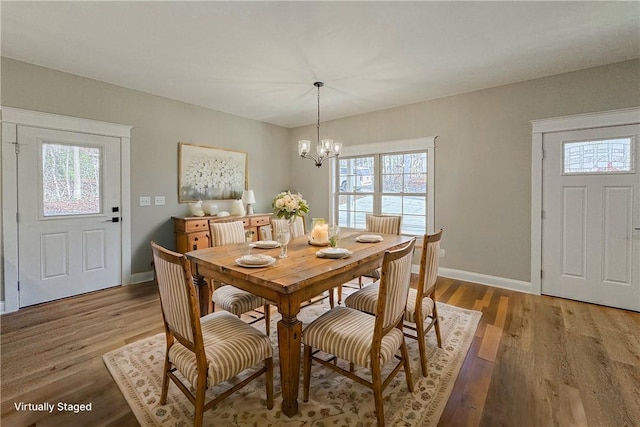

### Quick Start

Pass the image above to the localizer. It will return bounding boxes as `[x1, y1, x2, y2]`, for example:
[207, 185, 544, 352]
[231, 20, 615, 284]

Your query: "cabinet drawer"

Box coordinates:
[250, 216, 270, 227]
[185, 220, 209, 232]
[240, 218, 250, 227]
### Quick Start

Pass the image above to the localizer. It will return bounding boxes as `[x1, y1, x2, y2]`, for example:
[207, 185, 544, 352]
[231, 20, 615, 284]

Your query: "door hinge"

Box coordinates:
[541, 210, 545, 219]
[14, 142, 19, 154]
[16, 212, 19, 223]
[541, 149, 545, 159]
[540, 269, 544, 279]
[17, 281, 20, 291]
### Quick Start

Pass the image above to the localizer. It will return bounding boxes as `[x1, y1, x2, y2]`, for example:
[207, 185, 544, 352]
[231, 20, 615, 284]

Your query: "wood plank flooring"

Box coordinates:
[1, 277, 639, 426]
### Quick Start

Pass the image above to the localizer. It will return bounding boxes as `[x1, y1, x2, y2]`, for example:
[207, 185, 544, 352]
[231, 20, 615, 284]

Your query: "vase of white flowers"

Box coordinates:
[272, 191, 309, 220]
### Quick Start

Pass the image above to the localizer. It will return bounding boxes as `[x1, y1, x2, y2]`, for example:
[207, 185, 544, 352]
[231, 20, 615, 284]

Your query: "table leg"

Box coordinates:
[193, 276, 212, 316]
[277, 314, 302, 417]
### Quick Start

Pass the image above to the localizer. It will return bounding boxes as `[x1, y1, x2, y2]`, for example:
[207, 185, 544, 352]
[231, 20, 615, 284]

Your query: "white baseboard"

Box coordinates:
[438, 267, 532, 294]
[129, 271, 155, 285]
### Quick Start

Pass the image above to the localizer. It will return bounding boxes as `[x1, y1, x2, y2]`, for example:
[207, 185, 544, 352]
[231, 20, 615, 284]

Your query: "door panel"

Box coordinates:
[17, 126, 121, 307]
[542, 125, 639, 311]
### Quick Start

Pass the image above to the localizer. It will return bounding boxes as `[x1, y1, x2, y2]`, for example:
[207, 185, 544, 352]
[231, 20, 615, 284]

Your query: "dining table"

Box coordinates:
[185, 231, 414, 418]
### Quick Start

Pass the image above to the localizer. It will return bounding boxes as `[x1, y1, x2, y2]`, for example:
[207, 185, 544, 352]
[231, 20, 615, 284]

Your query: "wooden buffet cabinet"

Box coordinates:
[173, 213, 272, 253]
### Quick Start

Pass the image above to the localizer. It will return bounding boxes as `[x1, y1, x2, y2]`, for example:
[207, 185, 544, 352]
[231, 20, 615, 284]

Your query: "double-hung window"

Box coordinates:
[333, 137, 435, 236]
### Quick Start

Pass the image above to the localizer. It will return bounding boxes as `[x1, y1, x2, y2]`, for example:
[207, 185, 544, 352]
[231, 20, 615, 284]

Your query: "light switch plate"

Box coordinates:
[155, 196, 166, 206]
[140, 196, 151, 206]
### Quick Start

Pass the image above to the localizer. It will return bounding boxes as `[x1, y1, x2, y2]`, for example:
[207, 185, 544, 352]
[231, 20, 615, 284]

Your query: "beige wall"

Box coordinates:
[1, 58, 291, 281]
[289, 59, 640, 282]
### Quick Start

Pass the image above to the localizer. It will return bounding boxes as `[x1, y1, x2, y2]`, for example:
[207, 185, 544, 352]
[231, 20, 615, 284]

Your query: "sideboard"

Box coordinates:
[172, 213, 272, 253]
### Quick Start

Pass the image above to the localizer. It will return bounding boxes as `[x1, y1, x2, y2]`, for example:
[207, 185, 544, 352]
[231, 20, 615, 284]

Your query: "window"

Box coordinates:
[334, 137, 435, 236]
[563, 137, 633, 174]
[42, 142, 102, 216]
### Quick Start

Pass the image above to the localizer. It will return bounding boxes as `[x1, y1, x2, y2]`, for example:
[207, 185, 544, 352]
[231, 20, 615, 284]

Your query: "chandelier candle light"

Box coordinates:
[297, 82, 343, 167]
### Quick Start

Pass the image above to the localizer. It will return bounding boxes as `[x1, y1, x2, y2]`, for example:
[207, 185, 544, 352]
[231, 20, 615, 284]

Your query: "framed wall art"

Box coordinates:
[178, 142, 247, 202]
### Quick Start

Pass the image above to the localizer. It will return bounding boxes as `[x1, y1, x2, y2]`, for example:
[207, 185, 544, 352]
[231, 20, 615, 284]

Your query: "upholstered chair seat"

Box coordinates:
[169, 311, 273, 387]
[302, 306, 404, 369]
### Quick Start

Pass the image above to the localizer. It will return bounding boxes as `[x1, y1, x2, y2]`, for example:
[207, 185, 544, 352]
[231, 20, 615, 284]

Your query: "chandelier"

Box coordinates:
[297, 82, 342, 167]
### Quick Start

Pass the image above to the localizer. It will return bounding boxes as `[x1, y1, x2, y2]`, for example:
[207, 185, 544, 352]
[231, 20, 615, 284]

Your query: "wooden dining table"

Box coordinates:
[185, 231, 414, 418]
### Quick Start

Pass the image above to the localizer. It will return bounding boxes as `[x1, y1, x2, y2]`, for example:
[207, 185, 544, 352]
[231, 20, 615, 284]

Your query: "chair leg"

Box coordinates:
[358, 275, 363, 288]
[432, 305, 443, 348]
[303, 345, 312, 402]
[371, 361, 385, 427]
[265, 357, 274, 409]
[337, 285, 343, 305]
[415, 316, 428, 377]
[263, 304, 271, 336]
[193, 374, 207, 427]
[328, 289, 335, 309]
[160, 353, 171, 405]
[400, 338, 414, 392]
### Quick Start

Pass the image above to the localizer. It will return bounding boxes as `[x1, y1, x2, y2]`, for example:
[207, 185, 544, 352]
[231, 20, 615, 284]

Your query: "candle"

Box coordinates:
[312, 224, 329, 242]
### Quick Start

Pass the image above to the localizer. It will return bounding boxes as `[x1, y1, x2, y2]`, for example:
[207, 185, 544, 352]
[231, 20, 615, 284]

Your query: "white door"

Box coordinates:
[542, 125, 640, 311]
[17, 126, 122, 307]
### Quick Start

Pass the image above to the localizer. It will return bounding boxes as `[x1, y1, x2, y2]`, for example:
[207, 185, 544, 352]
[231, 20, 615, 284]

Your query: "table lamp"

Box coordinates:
[242, 190, 256, 215]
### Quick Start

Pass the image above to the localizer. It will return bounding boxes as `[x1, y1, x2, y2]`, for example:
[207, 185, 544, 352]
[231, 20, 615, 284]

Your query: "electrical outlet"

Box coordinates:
[440, 249, 445, 258]
[139, 196, 151, 206]
[155, 196, 166, 206]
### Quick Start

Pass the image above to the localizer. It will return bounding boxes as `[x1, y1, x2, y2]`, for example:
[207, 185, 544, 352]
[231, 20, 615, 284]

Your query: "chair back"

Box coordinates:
[209, 221, 246, 246]
[419, 230, 443, 298]
[366, 214, 402, 235]
[272, 217, 306, 239]
[259, 225, 273, 241]
[151, 242, 200, 346]
[375, 238, 416, 330]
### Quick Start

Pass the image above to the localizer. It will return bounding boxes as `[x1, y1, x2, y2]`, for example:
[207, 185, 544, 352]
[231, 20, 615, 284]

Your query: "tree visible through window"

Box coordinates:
[42, 143, 102, 216]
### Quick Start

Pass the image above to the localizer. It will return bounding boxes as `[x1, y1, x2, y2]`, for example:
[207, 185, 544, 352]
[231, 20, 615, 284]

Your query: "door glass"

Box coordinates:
[563, 138, 633, 174]
[42, 143, 102, 216]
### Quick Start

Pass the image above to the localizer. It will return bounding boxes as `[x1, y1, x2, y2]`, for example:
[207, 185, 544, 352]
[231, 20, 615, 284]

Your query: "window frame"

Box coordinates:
[331, 137, 436, 235]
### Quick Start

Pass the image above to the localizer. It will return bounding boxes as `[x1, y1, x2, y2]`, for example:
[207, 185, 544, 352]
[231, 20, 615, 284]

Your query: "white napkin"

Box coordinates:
[356, 234, 384, 243]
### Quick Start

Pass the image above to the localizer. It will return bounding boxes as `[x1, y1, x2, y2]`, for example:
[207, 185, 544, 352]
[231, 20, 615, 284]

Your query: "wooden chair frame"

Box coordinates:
[303, 239, 416, 427]
[151, 242, 273, 427]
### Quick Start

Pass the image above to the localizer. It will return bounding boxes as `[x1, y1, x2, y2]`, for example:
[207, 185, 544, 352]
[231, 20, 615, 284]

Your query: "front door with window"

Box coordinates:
[542, 125, 640, 311]
[17, 126, 121, 307]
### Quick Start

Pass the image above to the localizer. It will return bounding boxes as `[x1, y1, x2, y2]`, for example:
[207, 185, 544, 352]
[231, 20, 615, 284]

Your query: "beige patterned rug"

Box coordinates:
[103, 300, 481, 426]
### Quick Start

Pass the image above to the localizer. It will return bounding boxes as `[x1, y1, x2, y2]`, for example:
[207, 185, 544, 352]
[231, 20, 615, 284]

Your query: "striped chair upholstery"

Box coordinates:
[271, 216, 306, 239]
[151, 242, 274, 427]
[209, 221, 271, 335]
[258, 225, 273, 241]
[302, 238, 416, 427]
[345, 230, 444, 377]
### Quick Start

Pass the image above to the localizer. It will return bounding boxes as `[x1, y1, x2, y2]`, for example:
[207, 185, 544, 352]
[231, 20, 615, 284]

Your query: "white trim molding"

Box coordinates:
[530, 106, 640, 296]
[130, 270, 155, 285]
[1, 107, 133, 313]
[439, 267, 532, 294]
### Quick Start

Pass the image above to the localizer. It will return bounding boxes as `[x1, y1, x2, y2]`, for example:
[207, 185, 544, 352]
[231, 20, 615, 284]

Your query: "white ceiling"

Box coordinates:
[2, 1, 639, 128]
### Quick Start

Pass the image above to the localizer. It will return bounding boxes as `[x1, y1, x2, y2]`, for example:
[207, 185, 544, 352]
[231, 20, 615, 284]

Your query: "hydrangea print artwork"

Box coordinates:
[179, 143, 246, 202]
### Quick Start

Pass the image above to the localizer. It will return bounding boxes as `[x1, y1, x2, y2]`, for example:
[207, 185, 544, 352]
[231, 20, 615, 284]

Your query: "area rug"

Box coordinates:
[103, 301, 481, 426]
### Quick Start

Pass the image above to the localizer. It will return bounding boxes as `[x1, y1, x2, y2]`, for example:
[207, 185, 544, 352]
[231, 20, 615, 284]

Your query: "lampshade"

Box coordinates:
[242, 189, 256, 204]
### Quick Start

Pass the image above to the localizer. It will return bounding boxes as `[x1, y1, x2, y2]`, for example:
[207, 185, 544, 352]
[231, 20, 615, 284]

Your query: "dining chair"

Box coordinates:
[333, 214, 402, 307]
[271, 216, 306, 239]
[151, 242, 274, 427]
[345, 230, 443, 377]
[209, 221, 271, 335]
[258, 224, 273, 241]
[302, 238, 416, 427]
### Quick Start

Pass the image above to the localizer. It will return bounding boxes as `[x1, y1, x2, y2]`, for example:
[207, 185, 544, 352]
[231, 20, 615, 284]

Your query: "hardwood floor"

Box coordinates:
[1, 277, 639, 426]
